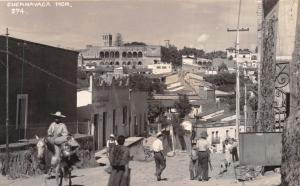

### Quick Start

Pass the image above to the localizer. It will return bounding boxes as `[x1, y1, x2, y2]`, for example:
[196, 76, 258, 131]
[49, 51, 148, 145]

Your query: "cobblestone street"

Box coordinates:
[0, 152, 280, 186]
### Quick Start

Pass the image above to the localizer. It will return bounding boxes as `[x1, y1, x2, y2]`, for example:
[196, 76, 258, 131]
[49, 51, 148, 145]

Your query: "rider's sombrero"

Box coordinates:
[51, 111, 66, 118]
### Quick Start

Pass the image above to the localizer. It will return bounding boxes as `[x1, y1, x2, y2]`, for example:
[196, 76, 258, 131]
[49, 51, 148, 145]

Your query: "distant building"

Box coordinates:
[0, 36, 78, 143]
[80, 34, 161, 70]
[80, 45, 161, 69]
[182, 55, 216, 74]
[226, 48, 258, 68]
[147, 63, 172, 74]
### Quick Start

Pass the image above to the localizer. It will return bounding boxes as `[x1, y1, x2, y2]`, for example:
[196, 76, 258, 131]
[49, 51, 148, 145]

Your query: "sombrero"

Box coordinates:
[51, 111, 66, 118]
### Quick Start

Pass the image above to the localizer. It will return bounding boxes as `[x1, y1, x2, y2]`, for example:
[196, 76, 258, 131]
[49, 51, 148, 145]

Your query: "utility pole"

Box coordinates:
[5, 28, 10, 163]
[244, 84, 247, 131]
[227, 0, 249, 140]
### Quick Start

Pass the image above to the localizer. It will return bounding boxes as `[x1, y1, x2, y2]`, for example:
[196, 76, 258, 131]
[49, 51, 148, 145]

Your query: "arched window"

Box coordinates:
[203, 62, 207, 65]
[154, 60, 158, 64]
[127, 52, 132, 58]
[104, 52, 109, 58]
[133, 52, 137, 58]
[100, 52, 104, 58]
[105, 62, 109, 65]
[127, 61, 131, 65]
[115, 51, 120, 58]
[110, 51, 114, 58]
[115, 61, 119, 65]
[138, 51, 143, 58]
[199, 62, 202, 65]
[122, 52, 127, 58]
[138, 61, 142, 65]
[110, 62, 114, 65]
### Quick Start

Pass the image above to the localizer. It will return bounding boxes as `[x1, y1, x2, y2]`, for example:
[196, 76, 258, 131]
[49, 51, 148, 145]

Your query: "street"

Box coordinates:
[0, 152, 280, 186]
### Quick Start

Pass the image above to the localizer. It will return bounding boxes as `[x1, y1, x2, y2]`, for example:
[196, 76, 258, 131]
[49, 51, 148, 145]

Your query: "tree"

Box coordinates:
[174, 94, 192, 119]
[123, 42, 146, 46]
[114, 33, 123, 46]
[148, 102, 166, 123]
[161, 45, 182, 67]
[218, 62, 228, 72]
[129, 74, 166, 94]
[179, 47, 205, 58]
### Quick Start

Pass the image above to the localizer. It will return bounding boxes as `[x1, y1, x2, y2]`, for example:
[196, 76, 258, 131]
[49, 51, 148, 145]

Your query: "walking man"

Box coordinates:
[152, 132, 166, 181]
[196, 131, 210, 181]
[180, 116, 193, 154]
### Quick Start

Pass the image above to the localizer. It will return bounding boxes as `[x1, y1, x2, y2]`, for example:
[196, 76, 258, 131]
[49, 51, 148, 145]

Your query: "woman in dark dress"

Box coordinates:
[107, 135, 131, 186]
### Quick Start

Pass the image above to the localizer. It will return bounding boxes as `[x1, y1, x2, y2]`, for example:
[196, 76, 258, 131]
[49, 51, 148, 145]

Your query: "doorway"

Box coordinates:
[93, 114, 99, 150]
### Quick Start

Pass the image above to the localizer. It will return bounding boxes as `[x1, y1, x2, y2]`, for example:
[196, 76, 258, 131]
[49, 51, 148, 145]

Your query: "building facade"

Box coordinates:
[0, 36, 78, 144]
[80, 45, 161, 70]
[91, 77, 148, 150]
[226, 48, 258, 68]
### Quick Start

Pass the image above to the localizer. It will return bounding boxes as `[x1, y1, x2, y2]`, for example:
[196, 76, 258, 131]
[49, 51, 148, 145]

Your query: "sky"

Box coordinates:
[0, 0, 258, 52]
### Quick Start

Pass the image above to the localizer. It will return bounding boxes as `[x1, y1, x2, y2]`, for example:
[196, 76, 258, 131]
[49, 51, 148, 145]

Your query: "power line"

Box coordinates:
[0, 49, 78, 88]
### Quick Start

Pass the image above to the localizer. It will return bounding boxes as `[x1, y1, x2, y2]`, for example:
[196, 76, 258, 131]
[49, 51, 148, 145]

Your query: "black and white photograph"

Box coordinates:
[0, 0, 299, 185]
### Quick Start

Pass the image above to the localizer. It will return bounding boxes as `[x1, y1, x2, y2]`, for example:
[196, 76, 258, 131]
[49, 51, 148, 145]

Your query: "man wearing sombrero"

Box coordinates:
[47, 111, 69, 160]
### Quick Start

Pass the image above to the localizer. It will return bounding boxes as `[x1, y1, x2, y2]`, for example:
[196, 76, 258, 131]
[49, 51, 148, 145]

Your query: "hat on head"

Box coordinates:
[200, 131, 208, 138]
[156, 132, 163, 138]
[110, 134, 115, 138]
[51, 111, 66, 118]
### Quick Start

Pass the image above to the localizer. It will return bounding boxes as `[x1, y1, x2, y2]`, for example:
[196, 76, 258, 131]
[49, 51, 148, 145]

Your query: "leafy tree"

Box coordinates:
[161, 45, 182, 67]
[114, 33, 123, 46]
[129, 74, 166, 94]
[179, 47, 205, 58]
[123, 42, 147, 46]
[174, 94, 192, 119]
[218, 62, 228, 72]
[204, 50, 227, 59]
[148, 102, 166, 123]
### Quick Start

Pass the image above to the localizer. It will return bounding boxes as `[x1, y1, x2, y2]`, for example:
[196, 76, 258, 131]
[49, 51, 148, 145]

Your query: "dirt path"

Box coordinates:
[0, 153, 280, 186]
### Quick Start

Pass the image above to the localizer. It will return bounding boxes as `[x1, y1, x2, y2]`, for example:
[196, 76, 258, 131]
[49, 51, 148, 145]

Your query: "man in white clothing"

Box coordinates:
[152, 132, 166, 181]
[180, 116, 193, 154]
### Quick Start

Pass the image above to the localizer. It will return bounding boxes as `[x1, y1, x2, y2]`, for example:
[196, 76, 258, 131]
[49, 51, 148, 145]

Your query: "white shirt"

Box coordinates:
[152, 138, 163, 152]
[196, 138, 210, 151]
[181, 120, 192, 131]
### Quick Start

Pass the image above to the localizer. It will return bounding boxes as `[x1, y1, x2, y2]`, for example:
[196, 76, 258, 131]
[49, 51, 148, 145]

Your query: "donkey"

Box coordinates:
[36, 136, 72, 186]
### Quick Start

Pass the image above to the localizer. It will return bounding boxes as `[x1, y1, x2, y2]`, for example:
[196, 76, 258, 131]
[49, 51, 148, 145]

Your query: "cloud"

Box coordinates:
[197, 34, 209, 43]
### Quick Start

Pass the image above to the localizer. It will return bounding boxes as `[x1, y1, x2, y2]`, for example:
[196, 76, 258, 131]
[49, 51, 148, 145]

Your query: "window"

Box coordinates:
[105, 52, 109, 58]
[226, 130, 229, 138]
[138, 61, 142, 65]
[122, 106, 127, 125]
[138, 51, 143, 58]
[157, 66, 161, 69]
[162, 66, 167, 69]
[133, 52, 137, 58]
[243, 55, 246, 58]
[115, 51, 120, 58]
[16, 94, 28, 139]
[134, 116, 138, 136]
[122, 52, 127, 58]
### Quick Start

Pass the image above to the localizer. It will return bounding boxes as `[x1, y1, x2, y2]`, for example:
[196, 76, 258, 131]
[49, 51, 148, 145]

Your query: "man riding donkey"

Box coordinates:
[47, 111, 80, 177]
